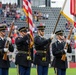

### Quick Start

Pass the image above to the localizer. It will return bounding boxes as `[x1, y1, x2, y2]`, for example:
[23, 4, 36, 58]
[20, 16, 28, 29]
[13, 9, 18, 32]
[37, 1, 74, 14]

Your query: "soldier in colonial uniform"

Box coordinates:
[51, 30, 72, 75]
[0, 24, 14, 75]
[15, 27, 33, 75]
[34, 24, 55, 75]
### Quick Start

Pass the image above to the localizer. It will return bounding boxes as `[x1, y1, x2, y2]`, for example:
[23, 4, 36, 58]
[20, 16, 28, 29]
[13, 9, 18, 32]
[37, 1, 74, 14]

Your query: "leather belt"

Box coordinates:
[37, 50, 47, 53]
[18, 51, 31, 60]
[18, 51, 29, 54]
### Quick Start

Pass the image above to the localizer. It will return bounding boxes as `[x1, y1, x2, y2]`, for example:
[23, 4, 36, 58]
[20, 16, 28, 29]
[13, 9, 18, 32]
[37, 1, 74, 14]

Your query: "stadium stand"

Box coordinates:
[0, 5, 75, 68]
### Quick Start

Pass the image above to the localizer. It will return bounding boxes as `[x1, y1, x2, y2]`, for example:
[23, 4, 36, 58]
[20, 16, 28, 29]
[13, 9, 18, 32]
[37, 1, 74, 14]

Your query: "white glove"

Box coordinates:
[4, 48, 8, 52]
[7, 37, 11, 44]
[50, 33, 55, 39]
[66, 39, 70, 44]
[64, 49, 67, 53]
[27, 31, 30, 34]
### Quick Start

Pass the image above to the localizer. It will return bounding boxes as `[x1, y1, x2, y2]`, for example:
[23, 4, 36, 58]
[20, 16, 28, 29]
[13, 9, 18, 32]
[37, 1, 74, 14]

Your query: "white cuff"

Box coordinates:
[64, 49, 67, 53]
[4, 48, 8, 52]
[66, 40, 70, 44]
[51, 33, 55, 39]
[7, 37, 11, 43]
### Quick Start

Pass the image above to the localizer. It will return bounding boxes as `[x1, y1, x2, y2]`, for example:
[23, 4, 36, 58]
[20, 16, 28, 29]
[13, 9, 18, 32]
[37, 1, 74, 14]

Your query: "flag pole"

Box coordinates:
[53, 0, 67, 33]
[23, 0, 34, 60]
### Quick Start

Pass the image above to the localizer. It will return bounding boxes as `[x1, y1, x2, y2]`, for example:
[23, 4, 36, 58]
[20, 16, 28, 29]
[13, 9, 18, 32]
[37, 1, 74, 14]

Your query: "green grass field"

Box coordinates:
[9, 68, 76, 75]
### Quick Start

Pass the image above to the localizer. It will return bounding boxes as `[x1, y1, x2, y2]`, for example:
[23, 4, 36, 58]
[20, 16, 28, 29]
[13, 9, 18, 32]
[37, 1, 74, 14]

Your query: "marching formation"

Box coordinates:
[0, 23, 72, 75]
[0, 0, 75, 75]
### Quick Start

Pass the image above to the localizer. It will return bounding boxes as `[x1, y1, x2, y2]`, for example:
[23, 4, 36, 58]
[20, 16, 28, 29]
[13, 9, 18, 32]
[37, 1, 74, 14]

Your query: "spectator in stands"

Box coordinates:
[33, 11, 38, 21]
[38, 11, 43, 20]
[6, 4, 10, 13]
[70, 38, 75, 49]
[5, 3, 10, 17]
[3, 8, 7, 18]
[15, 13, 20, 20]
[45, 13, 49, 19]
[0, 2, 2, 15]
[11, 26, 18, 44]
[51, 30, 72, 75]
[9, 3, 12, 9]
[65, 20, 71, 31]
[43, 13, 46, 19]
[16, 8, 20, 14]
[34, 23, 55, 75]
[20, 14, 26, 21]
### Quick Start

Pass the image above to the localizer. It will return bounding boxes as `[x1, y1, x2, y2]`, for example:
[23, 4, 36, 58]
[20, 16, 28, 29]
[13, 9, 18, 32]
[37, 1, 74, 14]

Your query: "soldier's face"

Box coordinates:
[58, 35, 64, 40]
[57, 35, 64, 40]
[19, 32, 27, 37]
[0, 30, 6, 37]
[40, 30, 44, 36]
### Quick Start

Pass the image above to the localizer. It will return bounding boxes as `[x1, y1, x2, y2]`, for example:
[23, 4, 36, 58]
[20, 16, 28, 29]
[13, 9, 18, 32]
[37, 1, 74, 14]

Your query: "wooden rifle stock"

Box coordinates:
[29, 33, 34, 49]
[3, 21, 14, 60]
[61, 28, 73, 61]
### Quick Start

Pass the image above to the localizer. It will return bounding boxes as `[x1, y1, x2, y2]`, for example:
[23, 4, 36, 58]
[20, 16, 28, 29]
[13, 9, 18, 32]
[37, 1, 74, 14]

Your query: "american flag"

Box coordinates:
[23, 0, 34, 37]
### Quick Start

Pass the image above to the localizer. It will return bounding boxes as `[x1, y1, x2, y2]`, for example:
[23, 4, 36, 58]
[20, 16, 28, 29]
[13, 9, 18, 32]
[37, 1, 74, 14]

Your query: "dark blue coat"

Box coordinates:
[51, 40, 72, 69]
[34, 35, 52, 66]
[0, 37, 14, 68]
[15, 34, 32, 67]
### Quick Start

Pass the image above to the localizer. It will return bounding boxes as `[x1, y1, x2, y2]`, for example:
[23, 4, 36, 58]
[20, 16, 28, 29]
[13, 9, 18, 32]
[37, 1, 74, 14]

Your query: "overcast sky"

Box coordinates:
[51, 0, 65, 7]
[0, 0, 65, 7]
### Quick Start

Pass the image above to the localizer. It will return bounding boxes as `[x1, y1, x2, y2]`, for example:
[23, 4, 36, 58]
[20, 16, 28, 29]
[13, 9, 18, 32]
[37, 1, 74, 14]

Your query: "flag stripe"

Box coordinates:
[23, 0, 28, 16]
[70, 0, 75, 15]
[75, 0, 76, 15]
[23, 0, 34, 37]
[28, 0, 34, 37]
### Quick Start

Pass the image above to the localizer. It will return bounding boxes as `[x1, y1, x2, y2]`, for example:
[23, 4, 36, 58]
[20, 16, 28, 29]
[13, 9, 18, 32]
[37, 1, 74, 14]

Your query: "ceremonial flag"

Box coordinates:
[70, 0, 75, 15]
[70, 0, 76, 16]
[23, 0, 28, 17]
[60, 0, 75, 25]
[23, 0, 34, 37]
[75, 0, 76, 15]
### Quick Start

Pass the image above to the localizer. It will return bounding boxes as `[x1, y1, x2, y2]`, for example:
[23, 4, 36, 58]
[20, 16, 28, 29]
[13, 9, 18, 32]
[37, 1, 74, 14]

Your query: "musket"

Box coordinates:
[29, 33, 34, 48]
[61, 28, 73, 61]
[3, 21, 14, 60]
